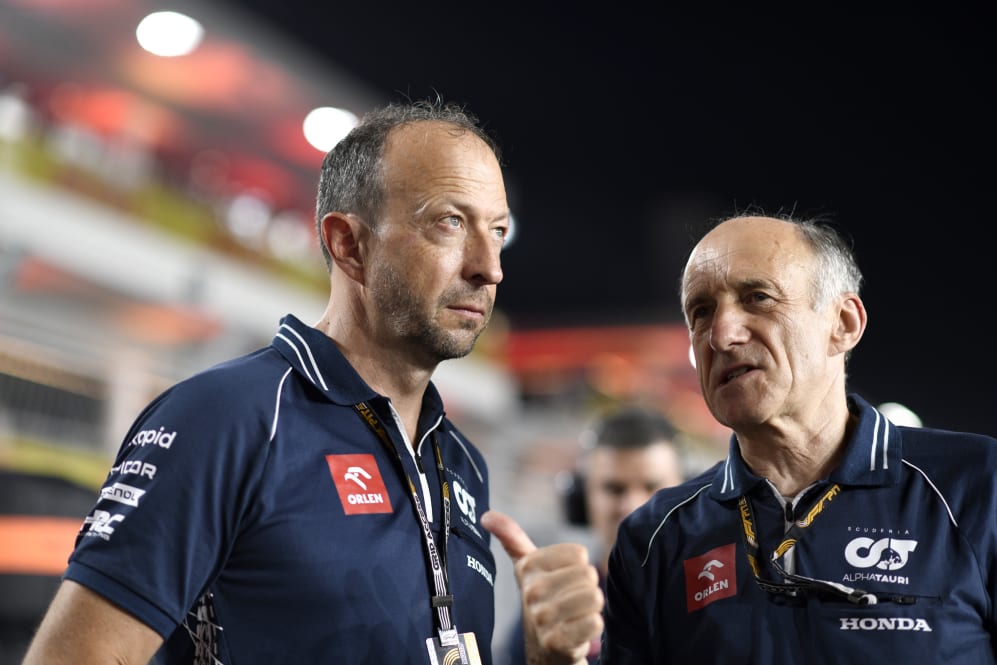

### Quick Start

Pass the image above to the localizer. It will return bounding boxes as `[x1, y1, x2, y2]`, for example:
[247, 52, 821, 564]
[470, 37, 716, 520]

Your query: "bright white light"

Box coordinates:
[266, 211, 313, 261]
[225, 193, 271, 249]
[878, 401, 923, 428]
[136, 11, 204, 57]
[688, 343, 696, 369]
[303, 107, 358, 152]
[0, 86, 33, 141]
[502, 213, 518, 249]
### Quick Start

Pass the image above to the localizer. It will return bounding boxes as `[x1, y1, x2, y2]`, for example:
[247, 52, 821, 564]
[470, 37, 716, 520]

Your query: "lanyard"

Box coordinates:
[353, 402, 459, 645]
[737, 483, 877, 605]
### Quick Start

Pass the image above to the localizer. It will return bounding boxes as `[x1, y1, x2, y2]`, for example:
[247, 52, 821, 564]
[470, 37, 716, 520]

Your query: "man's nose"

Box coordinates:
[464, 231, 503, 286]
[709, 302, 749, 351]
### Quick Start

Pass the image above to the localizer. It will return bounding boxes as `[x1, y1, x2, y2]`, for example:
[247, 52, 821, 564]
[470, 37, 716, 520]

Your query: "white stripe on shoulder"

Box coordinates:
[280, 323, 328, 390]
[270, 367, 293, 442]
[642, 483, 712, 567]
[901, 459, 958, 527]
[447, 430, 483, 483]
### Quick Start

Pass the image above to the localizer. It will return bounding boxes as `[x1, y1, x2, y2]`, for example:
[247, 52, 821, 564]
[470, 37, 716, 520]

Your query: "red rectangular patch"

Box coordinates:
[684, 543, 737, 612]
[325, 454, 394, 515]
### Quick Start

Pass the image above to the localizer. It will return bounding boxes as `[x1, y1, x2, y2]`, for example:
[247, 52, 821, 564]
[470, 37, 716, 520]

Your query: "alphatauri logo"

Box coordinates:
[844, 537, 918, 571]
[453, 479, 476, 522]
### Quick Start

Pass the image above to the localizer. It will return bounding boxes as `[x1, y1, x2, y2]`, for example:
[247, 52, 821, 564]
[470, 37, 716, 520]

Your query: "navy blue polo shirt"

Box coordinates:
[602, 394, 997, 664]
[66, 314, 497, 664]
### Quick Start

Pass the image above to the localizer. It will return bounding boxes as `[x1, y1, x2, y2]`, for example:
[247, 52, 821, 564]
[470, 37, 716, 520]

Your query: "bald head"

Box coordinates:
[682, 215, 863, 324]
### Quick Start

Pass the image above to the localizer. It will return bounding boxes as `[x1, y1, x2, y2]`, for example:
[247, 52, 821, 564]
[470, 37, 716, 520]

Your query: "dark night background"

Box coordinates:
[229, 4, 995, 435]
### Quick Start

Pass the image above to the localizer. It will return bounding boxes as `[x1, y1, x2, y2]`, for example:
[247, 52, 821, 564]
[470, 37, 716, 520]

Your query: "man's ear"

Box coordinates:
[830, 293, 867, 356]
[320, 212, 367, 283]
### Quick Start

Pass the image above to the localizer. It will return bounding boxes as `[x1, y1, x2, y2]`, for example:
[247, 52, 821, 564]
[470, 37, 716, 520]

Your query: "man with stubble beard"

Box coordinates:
[23, 100, 603, 665]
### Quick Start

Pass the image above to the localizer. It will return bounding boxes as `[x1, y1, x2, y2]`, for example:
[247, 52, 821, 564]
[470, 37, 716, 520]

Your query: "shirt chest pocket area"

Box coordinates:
[803, 592, 991, 662]
[448, 523, 496, 592]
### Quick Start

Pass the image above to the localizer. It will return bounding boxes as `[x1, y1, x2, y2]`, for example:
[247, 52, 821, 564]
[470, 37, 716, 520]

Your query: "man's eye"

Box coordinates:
[445, 215, 462, 228]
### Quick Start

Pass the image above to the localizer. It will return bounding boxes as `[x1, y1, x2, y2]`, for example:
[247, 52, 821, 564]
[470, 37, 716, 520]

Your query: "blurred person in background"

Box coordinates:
[598, 213, 997, 663]
[503, 404, 686, 665]
[21, 99, 603, 665]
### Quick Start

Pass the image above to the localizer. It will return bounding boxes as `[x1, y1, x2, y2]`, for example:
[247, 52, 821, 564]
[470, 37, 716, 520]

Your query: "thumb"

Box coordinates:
[481, 509, 537, 562]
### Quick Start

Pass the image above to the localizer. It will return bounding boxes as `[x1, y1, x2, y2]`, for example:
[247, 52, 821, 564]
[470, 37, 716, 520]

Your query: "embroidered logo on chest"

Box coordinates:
[453, 479, 477, 522]
[684, 543, 737, 612]
[325, 454, 394, 515]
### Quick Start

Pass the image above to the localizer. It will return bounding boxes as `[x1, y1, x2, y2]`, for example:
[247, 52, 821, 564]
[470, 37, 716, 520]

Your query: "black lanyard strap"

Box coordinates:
[737, 483, 877, 605]
[352, 402, 459, 643]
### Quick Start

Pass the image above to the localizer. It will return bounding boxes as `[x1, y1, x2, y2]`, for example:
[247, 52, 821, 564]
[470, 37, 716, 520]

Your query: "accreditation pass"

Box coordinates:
[426, 631, 482, 665]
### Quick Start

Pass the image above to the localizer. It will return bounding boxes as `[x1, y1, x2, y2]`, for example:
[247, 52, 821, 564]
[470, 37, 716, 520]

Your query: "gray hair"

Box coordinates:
[314, 99, 501, 269]
[793, 217, 864, 310]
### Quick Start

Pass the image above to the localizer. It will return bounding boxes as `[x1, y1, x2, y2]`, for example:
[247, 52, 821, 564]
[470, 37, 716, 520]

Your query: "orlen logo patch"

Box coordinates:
[325, 454, 393, 515]
[684, 543, 737, 612]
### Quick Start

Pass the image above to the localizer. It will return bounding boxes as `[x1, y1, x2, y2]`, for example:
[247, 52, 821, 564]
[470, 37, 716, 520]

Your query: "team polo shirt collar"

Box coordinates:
[709, 392, 904, 501]
[270, 314, 448, 421]
[270, 314, 373, 404]
[828, 393, 903, 486]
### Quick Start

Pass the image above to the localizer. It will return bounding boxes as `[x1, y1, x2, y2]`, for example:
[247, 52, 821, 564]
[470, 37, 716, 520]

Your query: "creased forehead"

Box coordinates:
[681, 216, 813, 300]
[687, 217, 802, 268]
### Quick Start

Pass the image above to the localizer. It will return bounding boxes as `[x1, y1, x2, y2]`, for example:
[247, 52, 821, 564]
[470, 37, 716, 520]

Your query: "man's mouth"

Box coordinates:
[449, 304, 485, 316]
[722, 367, 751, 384]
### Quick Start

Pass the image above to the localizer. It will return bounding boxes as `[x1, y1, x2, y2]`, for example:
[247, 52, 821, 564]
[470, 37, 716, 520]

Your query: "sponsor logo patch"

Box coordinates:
[466, 554, 494, 587]
[325, 454, 393, 515]
[109, 459, 157, 480]
[844, 537, 918, 571]
[684, 543, 737, 612]
[839, 617, 932, 631]
[100, 482, 146, 507]
[453, 479, 477, 522]
[129, 427, 177, 449]
[82, 510, 125, 540]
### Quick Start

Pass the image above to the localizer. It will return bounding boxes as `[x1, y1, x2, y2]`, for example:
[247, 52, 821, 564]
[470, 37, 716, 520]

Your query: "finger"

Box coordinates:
[481, 509, 537, 561]
[535, 609, 604, 661]
[520, 558, 600, 605]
